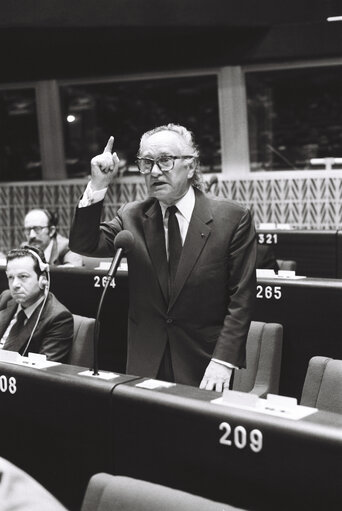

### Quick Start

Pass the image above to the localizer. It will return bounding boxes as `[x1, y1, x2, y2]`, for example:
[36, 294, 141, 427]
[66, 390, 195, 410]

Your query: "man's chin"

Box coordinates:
[11, 294, 26, 304]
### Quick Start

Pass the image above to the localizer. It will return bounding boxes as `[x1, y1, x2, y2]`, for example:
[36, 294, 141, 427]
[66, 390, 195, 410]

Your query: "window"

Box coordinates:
[0, 88, 40, 181]
[246, 66, 342, 171]
[60, 74, 221, 178]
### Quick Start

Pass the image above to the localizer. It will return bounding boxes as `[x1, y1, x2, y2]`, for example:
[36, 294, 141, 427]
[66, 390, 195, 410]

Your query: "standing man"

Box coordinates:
[0, 246, 73, 361]
[70, 124, 256, 391]
[23, 209, 83, 267]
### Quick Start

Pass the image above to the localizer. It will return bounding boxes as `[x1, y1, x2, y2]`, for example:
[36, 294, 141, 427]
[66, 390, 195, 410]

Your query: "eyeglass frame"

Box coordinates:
[135, 155, 196, 175]
[23, 226, 50, 236]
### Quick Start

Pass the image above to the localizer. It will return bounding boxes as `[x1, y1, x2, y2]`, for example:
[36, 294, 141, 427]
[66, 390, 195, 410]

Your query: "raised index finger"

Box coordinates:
[103, 136, 114, 153]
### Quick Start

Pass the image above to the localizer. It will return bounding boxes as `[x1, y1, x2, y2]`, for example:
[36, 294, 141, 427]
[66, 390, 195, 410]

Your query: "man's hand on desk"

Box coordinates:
[199, 360, 232, 393]
[90, 136, 120, 190]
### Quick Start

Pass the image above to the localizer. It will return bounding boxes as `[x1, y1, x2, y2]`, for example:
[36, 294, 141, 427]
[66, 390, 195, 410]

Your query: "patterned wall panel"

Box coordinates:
[1, 175, 342, 254]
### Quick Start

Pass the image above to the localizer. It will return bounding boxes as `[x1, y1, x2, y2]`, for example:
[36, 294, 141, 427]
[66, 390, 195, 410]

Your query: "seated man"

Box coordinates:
[0, 246, 73, 362]
[23, 208, 83, 267]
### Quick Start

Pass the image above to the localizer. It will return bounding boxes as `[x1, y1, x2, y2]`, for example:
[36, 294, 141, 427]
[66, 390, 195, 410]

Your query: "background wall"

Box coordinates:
[2, 172, 342, 253]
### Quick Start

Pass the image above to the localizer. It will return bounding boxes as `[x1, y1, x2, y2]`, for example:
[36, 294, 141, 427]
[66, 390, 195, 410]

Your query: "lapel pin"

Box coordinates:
[201, 233, 206, 238]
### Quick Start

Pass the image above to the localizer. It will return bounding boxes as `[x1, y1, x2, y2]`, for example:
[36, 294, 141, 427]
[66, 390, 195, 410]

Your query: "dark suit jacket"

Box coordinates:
[0, 291, 73, 362]
[49, 233, 83, 267]
[70, 188, 256, 386]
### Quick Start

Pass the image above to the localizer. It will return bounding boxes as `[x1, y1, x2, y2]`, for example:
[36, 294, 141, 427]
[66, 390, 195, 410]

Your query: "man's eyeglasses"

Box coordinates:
[135, 155, 196, 175]
[23, 226, 49, 236]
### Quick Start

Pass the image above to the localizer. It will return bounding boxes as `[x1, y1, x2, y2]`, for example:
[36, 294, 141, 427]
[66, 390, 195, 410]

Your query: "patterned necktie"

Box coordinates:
[167, 205, 182, 289]
[5, 309, 27, 346]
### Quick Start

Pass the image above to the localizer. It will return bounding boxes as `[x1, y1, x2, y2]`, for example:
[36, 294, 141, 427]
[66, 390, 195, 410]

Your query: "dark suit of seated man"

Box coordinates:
[70, 124, 257, 392]
[23, 208, 83, 267]
[0, 247, 73, 362]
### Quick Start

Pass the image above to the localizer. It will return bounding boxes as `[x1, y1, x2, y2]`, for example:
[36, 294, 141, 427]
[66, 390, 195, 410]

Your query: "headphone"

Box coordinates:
[20, 246, 51, 357]
[22, 246, 50, 290]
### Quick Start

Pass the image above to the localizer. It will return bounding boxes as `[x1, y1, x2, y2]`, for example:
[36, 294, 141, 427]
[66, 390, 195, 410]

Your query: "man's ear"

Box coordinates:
[48, 226, 56, 238]
[187, 158, 197, 179]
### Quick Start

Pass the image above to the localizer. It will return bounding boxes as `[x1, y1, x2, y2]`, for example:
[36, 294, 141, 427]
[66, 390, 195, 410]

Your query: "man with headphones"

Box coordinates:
[0, 246, 73, 361]
[23, 209, 83, 267]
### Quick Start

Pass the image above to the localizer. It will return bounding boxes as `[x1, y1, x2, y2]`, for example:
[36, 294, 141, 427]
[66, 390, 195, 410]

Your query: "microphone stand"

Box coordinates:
[92, 248, 123, 375]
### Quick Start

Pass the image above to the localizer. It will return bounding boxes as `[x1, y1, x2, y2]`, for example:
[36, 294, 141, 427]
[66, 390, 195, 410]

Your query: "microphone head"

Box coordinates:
[114, 230, 135, 253]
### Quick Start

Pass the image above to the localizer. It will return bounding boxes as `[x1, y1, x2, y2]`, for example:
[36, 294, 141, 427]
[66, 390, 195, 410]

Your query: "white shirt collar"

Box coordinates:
[159, 186, 195, 222]
[44, 239, 54, 263]
[18, 294, 45, 319]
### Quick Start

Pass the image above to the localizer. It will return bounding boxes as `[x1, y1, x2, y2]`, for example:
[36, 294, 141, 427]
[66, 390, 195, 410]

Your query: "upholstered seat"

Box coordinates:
[300, 356, 342, 413]
[81, 474, 246, 511]
[67, 314, 95, 367]
[232, 321, 283, 397]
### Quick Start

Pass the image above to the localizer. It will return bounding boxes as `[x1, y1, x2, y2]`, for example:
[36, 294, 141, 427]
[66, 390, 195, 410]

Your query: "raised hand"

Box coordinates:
[90, 136, 120, 190]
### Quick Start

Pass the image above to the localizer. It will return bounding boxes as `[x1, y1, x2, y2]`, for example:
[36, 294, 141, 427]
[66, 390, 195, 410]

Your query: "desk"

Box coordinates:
[255, 277, 342, 399]
[0, 361, 138, 510]
[113, 380, 342, 511]
[0, 361, 340, 511]
[1, 267, 342, 399]
[257, 230, 338, 278]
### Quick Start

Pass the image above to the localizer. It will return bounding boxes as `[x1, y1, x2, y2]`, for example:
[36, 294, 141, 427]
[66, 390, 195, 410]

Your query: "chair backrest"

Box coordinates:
[68, 314, 95, 367]
[81, 474, 245, 511]
[233, 321, 283, 397]
[0, 457, 67, 511]
[300, 356, 342, 413]
[277, 259, 297, 271]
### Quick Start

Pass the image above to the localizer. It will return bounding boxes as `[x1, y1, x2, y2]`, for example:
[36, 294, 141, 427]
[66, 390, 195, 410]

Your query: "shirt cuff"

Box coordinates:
[212, 358, 239, 370]
[78, 182, 108, 208]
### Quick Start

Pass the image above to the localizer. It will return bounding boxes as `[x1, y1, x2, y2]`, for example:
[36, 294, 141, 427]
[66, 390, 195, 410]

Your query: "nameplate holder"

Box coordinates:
[221, 389, 259, 407]
[256, 269, 276, 278]
[78, 369, 120, 380]
[212, 391, 317, 420]
[0, 350, 60, 368]
[0, 350, 22, 364]
[278, 270, 296, 278]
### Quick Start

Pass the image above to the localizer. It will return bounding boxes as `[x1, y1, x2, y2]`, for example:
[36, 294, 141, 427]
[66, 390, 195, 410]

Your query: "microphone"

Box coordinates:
[93, 230, 134, 376]
[107, 230, 134, 279]
[205, 175, 218, 193]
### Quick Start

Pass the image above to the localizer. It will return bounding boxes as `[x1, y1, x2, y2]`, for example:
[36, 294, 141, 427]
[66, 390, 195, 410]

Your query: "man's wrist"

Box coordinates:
[211, 358, 238, 370]
[78, 182, 107, 208]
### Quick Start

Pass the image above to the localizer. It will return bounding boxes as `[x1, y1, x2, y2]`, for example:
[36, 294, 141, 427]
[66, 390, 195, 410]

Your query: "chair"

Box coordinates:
[0, 457, 67, 511]
[81, 474, 246, 511]
[276, 259, 297, 271]
[300, 356, 342, 413]
[67, 314, 95, 367]
[232, 321, 283, 397]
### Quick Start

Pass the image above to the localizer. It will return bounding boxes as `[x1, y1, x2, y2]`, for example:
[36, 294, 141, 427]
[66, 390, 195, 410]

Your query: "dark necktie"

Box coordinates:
[167, 205, 182, 289]
[5, 309, 27, 346]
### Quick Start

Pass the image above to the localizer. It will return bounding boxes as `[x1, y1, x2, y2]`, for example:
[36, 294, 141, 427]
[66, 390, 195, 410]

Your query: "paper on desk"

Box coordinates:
[135, 379, 176, 389]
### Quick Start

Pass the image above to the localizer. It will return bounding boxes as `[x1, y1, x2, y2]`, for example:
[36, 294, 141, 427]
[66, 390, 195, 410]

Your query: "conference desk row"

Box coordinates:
[1, 265, 342, 400]
[257, 229, 342, 278]
[0, 360, 340, 511]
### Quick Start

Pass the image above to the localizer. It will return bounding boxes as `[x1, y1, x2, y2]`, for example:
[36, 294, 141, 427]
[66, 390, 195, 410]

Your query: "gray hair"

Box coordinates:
[139, 123, 204, 191]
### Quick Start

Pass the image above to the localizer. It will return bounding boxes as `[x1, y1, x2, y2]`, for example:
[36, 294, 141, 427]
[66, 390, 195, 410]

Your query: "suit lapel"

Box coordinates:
[0, 298, 44, 353]
[0, 299, 17, 339]
[143, 200, 169, 304]
[168, 190, 213, 310]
